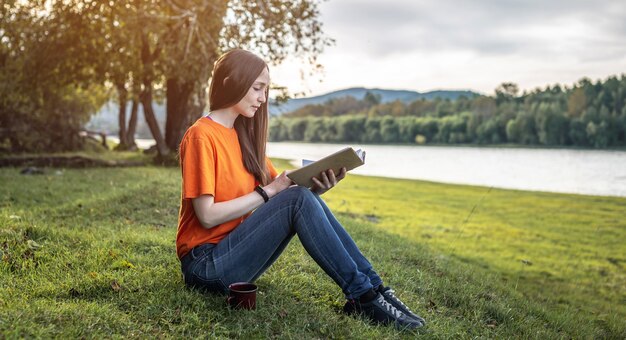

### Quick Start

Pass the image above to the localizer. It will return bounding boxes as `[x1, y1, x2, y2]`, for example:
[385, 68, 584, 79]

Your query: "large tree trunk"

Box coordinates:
[116, 84, 128, 149]
[140, 31, 169, 156]
[164, 70, 213, 151]
[165, 78, 193, 151]
[126, 98, 139, 150]
[141, 87, 169, 156]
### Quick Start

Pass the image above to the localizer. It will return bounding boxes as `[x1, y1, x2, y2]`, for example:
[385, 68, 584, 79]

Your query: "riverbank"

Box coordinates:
[103, 137, 626, 197]
[1, 160, 624, 338]
[268, 138, 626, 152]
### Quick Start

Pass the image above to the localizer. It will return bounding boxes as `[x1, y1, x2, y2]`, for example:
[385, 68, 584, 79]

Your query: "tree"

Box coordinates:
[495, 82, 519, 104]
[476, 118, 501, 144]
[288, 118, 308, 140]
[567, 87, 587, 118]
[397, 117, 418, 143]
[380, 117, 399, 143]
[0, 2, 108, 152]
[363, 118, 382, 143]
[468, 96, 496, 140]
[617, 110, 626, 144]
[435, 99, 454, 117]
[446, 115, 468, 143]
[506, 119, 521, 143]
[586, 121, 608, 148]
[415, 118, 439, 143]
[269, 118, 289, 141]
[336, 115, 366, 142]
[363, 91, 382, 106]
[304, 118, 325, 142]
[407, 98, 437, 117]
[536, 103, 568, 145]
[568, 118, 588, 146]
[11, 1, 330, 156]
[160, 0, 332, 152]
[515, 112, 538, 145]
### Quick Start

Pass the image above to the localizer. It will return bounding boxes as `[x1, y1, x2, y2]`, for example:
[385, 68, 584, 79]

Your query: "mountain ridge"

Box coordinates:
[269, 87, 480, 115]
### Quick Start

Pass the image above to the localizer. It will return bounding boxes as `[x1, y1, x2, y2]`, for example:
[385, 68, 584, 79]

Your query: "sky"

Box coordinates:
[269, 0, 626, 97]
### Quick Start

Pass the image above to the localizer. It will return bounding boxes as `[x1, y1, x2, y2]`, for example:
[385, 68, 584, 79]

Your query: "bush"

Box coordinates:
[415, 134, 427, 144]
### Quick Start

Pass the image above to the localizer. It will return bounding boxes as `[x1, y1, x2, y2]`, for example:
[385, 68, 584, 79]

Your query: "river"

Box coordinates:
[121, 137, 626, 197]
[267, 142, 626, 198]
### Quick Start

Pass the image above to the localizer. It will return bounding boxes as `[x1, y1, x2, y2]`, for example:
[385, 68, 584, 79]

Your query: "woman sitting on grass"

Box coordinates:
[176, 49, 425, 330]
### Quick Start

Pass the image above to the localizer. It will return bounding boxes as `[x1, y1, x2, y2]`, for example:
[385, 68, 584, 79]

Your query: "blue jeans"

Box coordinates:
[180, 186, 383, 299]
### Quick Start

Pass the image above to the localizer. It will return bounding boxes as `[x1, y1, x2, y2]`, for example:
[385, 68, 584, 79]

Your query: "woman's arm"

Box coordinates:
[192, 171, 292, 229]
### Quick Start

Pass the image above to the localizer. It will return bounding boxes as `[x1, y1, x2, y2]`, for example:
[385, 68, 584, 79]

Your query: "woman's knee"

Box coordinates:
[287, 185, 310, 194]
[278, 186, 319, 209]
[285, 186, 316, 200]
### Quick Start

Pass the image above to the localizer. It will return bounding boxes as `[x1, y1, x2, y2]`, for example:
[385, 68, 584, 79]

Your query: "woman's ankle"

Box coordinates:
[358, 288, 377, 303]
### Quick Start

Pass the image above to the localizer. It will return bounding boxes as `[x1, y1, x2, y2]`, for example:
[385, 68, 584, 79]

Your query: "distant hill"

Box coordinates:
[86, 87, 480, 136]
[269, 87, 480, 115]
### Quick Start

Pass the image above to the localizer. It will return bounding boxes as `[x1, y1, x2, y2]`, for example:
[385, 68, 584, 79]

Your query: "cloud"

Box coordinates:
[271, 0, 626, 96]
[320, 0, 626, 58]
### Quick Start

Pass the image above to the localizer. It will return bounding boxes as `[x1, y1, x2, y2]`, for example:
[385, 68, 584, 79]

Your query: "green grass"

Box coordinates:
[322, 172, 626, 322]
[1, 159, 624, 338]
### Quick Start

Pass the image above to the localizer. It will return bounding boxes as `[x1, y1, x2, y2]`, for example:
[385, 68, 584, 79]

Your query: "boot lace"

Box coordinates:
[386, 289, 415, 314]
[378, 295, 404, 319]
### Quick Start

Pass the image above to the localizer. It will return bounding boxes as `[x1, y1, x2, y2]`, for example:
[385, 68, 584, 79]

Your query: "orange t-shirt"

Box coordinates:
[176, 117, 278, 259]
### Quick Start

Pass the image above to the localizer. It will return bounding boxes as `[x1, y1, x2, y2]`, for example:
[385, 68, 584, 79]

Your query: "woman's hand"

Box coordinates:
[311, 167, 347, 195]
[264, 171, 293, 198]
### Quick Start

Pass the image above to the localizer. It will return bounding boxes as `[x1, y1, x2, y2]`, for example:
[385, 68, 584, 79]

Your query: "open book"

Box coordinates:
[287, 147, 366, 188]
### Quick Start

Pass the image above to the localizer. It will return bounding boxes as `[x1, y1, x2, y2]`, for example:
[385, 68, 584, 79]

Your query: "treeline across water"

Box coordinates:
[269, 75, 626, 148]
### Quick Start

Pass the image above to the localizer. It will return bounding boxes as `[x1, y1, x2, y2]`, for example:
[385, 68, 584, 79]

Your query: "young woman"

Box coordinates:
[176, 49, 425, 330]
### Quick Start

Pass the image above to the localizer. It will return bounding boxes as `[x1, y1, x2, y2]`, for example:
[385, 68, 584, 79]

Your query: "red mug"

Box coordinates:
[227, 282, 257, 310]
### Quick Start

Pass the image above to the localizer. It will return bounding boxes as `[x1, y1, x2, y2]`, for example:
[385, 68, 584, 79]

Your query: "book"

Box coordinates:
[287, 147, 366, 188]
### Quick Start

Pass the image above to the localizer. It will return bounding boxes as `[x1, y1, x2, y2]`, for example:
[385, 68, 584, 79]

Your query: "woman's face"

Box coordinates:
[233, 67, 270, 118]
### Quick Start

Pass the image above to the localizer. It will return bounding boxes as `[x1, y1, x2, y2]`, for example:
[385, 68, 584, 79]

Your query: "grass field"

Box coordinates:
[1, 154, 625, 338]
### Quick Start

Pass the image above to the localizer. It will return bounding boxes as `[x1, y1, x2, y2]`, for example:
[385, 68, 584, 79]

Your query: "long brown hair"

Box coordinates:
[208, 49, 271, 185]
